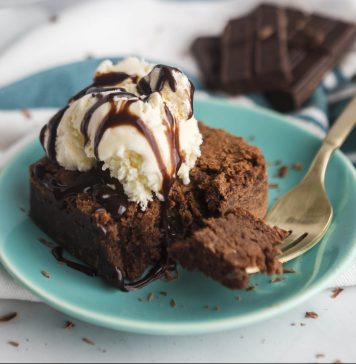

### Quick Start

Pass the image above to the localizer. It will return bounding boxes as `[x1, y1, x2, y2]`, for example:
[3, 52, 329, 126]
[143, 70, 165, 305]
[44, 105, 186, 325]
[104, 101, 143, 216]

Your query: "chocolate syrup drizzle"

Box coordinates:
[38, 63, 195, 291]
[52, 247, 97, 277]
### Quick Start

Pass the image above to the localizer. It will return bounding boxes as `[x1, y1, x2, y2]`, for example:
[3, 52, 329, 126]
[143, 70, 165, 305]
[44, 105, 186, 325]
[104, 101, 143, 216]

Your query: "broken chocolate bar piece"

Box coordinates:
[266, 11, 356, 111]
[221, 4, 292, 94]
[191, 37, 221, 88]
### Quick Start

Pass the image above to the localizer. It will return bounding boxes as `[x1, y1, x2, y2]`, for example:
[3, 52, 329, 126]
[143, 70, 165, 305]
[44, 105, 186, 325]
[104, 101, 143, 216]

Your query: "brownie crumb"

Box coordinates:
[7, 341, 19, 348]
[214, 305, 221, 312]
[283, 268, 296, 274]
[278, 165, 289, 178]
[270, 276, 286, 283]
[305, 311, 319, 319]
[82, 337, 95, 346]
[170, 299, 177, 309]
[290, 323, 296, 326]
[21, 109, 31, 119]
[159, 291, 168, 297]
[315, 353, 325, 359]
[333, 360, 342, 364]
[292, 162, 303, 171]
[331, 287, 344, 299]
[269, 183, 279, 189]
[41, 271, 50, 279]
[38, 237, 54, 248]
[147, 293, 155, 302]
[64, 321, 75, 330]
[0, 312, 18, 323]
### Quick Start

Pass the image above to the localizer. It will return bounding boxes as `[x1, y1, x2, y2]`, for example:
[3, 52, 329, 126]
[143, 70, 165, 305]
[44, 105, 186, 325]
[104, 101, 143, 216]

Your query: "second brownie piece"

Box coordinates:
[169, 208, 288, 289]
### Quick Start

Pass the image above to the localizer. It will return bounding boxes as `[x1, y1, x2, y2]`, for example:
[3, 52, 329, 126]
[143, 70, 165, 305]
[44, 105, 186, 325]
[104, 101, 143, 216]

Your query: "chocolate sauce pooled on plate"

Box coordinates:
[52, 247, 97, 277]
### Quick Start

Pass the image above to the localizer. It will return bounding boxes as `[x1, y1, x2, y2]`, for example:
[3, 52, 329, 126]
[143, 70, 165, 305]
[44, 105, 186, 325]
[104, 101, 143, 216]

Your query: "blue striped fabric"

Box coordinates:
[0, 57, 355, 166]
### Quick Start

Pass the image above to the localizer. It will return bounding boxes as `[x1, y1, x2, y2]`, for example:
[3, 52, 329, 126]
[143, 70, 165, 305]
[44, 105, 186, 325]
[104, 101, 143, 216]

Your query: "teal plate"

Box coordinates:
[0, 98, 355, 335]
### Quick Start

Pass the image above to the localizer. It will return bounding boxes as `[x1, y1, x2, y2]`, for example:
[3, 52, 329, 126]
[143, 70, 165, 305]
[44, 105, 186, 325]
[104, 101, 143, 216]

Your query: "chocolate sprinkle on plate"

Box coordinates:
[170, 299, 177, 309]
[159, 291, 168, 297]
[49, 14, 59, 23]
[64, 321, 75, 330]
[269, 183, 279, 189]
[246, 285, 256, 292]
[38, 237, 54, 248]
[305, 311, 319, 319]
[0, 312, 18, 322]
[278, 165, 289, 178]
[147, 293, 155, 302]
[82, 337, 95, 346]
[7, 341, 19, 348]
[331, 287, 344, 299]
[21, 109, 32, 119]
[41, 271, 50, 279]
[315, 353, 325, 359]
[283, 268, 296, 274]
[292, 162, 303, 171]
[214, 305, 221, 312]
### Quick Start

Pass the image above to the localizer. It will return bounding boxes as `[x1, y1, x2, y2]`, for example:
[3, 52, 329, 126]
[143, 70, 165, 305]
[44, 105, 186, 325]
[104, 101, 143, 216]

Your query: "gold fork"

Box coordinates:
[247, 96, 356, 274]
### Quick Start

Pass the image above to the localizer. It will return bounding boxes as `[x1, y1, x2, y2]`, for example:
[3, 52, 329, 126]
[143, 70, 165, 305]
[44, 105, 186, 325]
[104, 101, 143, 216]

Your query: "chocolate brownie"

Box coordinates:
[30, 123, 269, 289]
[169, 208, 288, 289]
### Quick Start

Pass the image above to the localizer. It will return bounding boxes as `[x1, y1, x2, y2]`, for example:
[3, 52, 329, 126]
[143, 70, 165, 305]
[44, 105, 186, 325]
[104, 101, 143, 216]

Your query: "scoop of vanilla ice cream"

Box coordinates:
[86, 92, 173, 206]
[41, 57, 203, 209]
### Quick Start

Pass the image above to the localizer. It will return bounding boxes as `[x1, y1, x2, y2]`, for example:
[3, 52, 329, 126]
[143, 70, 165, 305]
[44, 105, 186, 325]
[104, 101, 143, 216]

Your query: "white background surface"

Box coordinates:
[0, 0, 356, 362]
[1, 288, 356, 363]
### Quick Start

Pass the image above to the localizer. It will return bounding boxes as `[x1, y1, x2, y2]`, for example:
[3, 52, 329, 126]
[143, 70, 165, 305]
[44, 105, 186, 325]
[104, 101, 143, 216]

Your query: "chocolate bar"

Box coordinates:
[191, 37, 221, 88]
[221, 4, 292, 94]
[266, 11, 356, 111]
[191, 3, 356, 112]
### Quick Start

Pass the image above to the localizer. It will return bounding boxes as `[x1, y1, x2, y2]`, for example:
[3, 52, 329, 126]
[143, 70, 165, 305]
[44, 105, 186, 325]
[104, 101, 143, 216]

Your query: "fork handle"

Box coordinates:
[307, 96, 356, 182]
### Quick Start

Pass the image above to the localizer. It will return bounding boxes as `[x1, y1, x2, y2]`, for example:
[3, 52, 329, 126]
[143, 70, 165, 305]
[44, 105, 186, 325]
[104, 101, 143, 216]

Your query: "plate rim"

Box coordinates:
[0, 98, 356, 335]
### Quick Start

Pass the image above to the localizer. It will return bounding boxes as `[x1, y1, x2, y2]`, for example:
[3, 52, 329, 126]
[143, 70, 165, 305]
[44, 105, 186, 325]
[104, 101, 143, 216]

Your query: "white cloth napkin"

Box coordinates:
[0, 0, 356, 301]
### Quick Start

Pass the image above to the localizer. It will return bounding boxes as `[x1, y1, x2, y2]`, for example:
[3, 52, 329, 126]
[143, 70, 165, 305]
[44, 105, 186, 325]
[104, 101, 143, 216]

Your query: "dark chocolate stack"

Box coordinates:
[192, 3, 356, 112]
